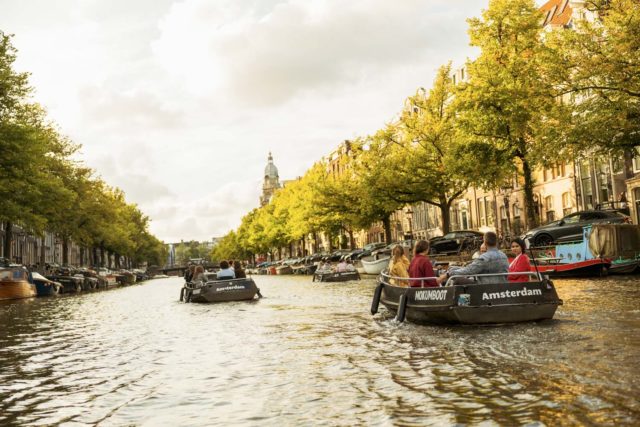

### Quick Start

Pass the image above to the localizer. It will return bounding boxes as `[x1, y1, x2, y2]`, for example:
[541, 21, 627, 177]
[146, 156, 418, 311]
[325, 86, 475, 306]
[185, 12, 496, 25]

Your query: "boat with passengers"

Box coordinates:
[180, 272, 262, 303]
[371, 270, 563, 325]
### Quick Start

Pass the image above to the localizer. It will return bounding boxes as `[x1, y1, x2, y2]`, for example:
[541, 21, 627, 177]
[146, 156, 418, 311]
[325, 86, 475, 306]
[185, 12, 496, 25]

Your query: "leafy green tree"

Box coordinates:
[543, 0, 640, 157]
[455, 0, 555, 228]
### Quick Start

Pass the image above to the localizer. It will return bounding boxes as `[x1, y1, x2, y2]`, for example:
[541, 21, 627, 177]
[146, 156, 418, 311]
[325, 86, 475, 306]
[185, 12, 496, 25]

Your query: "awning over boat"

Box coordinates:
[589, 224, 640, 258]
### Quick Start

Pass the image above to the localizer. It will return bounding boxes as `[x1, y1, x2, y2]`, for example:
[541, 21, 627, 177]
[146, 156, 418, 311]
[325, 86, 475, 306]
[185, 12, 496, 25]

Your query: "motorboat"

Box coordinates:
[180, 273, 262, 303]
[275, 264, 293, 275]
[313, 270, 360, 282]
[371, 271, 562, 325]
[360, 256, 390, 275]
[32, 272, 61, 296]
[0, 264, 37, 301]
[46, 268, 84, 293]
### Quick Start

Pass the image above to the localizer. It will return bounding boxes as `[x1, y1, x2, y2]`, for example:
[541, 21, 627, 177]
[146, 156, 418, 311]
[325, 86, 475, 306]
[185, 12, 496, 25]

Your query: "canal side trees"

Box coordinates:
[454, 0, 557, 229]
[542, 0, 640, 158]
[1, 32, 165, 267]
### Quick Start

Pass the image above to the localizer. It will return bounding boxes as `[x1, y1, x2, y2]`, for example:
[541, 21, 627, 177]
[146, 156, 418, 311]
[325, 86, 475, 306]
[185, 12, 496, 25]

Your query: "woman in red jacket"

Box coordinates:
[508, 238, 531, 283]
[408, 240, 437, 287]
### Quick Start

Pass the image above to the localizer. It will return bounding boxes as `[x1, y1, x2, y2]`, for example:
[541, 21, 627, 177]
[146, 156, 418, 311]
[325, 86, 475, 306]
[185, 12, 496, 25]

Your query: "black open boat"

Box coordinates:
[371, 271, 562, 325]
[313, 270, 360, 282]
[180, 273, 261, 303]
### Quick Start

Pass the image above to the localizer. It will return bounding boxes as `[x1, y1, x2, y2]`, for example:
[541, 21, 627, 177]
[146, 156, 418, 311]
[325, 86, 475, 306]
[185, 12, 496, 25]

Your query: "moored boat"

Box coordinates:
[527, 258, 610, 277]
[180, 273, 262, 303]
[0, 263, 37, 301]
[313, 270, 360, 282]
[275, 264, 293, 275]
[361, 256, 390, 275]
[609, 258, 639, 274]
[32, 272, 61, 296]
[371, 271, 562, 325]
[46, 268, 84, 293]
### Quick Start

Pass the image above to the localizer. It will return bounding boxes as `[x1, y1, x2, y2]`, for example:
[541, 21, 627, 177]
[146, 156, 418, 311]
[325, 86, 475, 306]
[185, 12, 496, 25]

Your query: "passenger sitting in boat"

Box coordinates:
[234, 261, 247, 278]
[185, 264, 195, 283]
[216, 261, 236, 280]
[472, 243, 487, 260]
[336, 259, 349, 272]
[192, 265, 206, 283]
[408, 240, 437, 287]
[389, 244, 410, 286]
[345, 261, 356, 272]
[508, 238, 531, 283]
[438, 231, 509, 285]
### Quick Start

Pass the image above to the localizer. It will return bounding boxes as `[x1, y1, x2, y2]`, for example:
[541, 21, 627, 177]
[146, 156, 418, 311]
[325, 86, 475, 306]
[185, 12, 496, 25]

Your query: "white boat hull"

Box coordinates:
[361, 256, 390, 275]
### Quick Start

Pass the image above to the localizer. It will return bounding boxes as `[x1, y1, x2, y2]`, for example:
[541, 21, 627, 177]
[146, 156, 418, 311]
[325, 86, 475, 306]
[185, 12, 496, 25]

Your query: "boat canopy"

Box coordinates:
[589, 224, 640, 259]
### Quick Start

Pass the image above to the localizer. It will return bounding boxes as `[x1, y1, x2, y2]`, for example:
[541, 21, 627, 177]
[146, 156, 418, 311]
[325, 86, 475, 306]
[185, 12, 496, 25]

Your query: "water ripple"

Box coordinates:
[1, 276, 639, 425]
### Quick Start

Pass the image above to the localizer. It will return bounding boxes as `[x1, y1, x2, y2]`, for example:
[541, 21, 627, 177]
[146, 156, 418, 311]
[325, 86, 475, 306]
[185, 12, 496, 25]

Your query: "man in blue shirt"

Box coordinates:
[216, 260, 236, 280]
[437, 231, 509, 285]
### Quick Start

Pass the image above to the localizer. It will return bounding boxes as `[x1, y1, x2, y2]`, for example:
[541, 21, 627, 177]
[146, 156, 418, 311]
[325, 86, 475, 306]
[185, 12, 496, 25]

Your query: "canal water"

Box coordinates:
[1, 275, 639, 426]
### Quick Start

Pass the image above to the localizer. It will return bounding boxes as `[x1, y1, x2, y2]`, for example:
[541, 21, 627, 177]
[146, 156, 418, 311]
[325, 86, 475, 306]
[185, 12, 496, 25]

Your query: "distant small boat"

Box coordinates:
[361, 256, 390, 275]
[275, 264, 293, 275]
[313, 270, 360, 282]
[181, 274, 262, 303]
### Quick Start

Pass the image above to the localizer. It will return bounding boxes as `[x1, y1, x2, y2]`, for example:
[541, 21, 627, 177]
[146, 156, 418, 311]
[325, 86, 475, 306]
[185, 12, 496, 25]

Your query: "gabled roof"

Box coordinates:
[540, 0, 573, 27]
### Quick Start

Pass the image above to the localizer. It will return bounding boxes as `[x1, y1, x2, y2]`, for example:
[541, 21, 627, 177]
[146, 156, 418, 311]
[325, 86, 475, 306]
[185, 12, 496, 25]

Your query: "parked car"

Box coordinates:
[353, 242, 387, 260]
[522, 209, 630, 247]
[325, 249, 353, 262]
[371, 240, 414, 258]
[429, 230, 484, 255]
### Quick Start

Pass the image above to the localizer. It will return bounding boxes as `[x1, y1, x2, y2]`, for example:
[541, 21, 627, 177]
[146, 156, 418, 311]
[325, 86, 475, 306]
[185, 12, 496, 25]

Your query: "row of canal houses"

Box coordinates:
[261, 0, 640, 258]
[0, 225, 125, 271]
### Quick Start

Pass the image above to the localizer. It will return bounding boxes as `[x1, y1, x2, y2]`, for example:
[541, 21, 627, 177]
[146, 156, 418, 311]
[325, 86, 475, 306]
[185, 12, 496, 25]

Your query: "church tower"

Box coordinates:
[260, 152, 280, 206]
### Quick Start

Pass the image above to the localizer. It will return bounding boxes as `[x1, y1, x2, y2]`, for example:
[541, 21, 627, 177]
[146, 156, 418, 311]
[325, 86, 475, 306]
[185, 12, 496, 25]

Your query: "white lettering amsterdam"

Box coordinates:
[481, 287, 542, 300]
[216, 285, 246, 292]
[414, 289, 448, 301]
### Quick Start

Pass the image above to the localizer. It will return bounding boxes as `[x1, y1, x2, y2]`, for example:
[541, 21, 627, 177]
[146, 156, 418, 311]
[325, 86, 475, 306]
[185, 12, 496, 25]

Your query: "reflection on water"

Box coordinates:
[1, 275, 639, 425]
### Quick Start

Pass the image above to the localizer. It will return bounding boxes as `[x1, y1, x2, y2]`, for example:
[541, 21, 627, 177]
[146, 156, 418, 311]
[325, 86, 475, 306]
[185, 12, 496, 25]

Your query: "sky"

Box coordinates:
[0, 0, 488, 243]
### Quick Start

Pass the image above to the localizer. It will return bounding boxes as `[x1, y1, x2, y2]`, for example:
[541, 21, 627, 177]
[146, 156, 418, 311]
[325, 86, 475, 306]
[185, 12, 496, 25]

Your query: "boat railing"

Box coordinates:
[380, 271, 543, 287]
[445, 271, 543, 287]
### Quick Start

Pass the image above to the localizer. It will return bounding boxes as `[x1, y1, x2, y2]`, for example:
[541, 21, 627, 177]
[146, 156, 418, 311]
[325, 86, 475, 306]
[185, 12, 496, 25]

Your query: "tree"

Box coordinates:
[455, 0, 556, 228]
[543, 0, 640, 158]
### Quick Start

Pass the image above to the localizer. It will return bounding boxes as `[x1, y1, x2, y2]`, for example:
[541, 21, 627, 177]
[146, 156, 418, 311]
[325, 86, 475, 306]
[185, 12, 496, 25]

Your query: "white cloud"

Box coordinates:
[0, 0, 486, 242]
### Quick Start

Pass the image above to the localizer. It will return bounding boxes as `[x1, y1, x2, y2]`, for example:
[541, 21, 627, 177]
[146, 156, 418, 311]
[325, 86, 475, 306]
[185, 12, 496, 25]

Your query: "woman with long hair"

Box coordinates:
[388, 245, 410, 286]
[508, 238, 531, 283]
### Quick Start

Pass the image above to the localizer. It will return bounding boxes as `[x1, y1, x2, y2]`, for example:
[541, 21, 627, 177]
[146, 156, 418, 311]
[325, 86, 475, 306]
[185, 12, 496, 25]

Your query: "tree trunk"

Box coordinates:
[62, 237, 69, 265]
[40, 237, 46, 272]
[80, 247, 84, 267]
[439, 197, 452, 234]
[348, 229, 355, 249]
[522, 157, 537, 229]
[3, 222, 12, 260]
[382, 216, 392, 244]
[115, 253, 120, 269]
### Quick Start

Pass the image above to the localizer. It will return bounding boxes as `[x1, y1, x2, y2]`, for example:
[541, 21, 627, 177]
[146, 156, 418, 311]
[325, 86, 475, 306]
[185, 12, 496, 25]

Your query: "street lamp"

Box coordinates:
[405, 207, 414, 240]
[501, 184, 513, 239]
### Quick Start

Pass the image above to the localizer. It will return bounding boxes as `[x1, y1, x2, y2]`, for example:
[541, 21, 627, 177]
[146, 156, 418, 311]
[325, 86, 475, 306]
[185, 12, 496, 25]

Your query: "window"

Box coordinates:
[633, 148, 640, 172]
[562, 192, 572, 216]
[478, 197, 486, 227]
[564, 213, 580, 224]
[545, 195, 555, 222]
